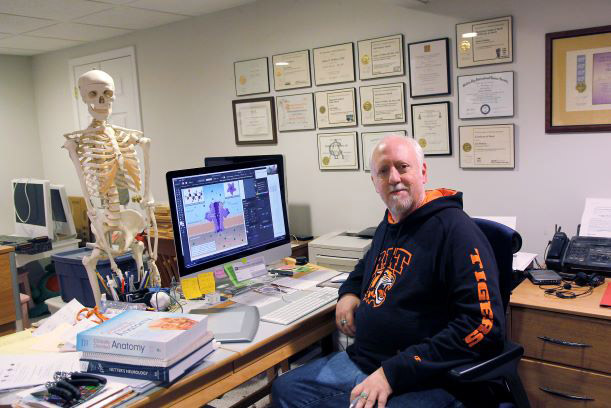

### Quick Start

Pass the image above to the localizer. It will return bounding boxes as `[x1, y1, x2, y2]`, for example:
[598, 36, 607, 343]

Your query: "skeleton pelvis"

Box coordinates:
[108, 209, 146, 253]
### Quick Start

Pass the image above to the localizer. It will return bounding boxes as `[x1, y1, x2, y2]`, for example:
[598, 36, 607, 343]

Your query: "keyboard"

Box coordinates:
[260, 287, 339, 325]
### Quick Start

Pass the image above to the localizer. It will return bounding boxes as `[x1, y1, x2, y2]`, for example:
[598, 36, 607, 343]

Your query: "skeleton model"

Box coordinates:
[63, 70, 159, 307]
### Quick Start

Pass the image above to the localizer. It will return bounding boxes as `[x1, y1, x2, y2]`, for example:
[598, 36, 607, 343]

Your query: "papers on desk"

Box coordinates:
[512, 252, 537, 271]
[274, 269, 342, 290]
[33, 299, 84, 336]
[17, 379, 131, 408]
[0, 352, 81, 391]
[580, 198, 611, 238]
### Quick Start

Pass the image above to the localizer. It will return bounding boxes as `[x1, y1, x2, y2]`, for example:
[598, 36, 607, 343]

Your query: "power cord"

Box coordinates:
[13, 179, 31, 223]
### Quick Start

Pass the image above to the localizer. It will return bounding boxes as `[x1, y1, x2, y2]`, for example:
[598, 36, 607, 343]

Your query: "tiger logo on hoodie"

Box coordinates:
[364, 247, 411, 307]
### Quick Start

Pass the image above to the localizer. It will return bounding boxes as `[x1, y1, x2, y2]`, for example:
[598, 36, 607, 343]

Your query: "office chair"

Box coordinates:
[446, 218, 530, 408]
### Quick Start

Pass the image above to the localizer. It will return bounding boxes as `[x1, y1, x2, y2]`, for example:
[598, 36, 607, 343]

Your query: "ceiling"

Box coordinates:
[0, 0, 256, 56]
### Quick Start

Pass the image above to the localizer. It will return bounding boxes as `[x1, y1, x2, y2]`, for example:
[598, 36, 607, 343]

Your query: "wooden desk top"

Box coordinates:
[0, 246, 14, 255]
[510, 278, 611, 321]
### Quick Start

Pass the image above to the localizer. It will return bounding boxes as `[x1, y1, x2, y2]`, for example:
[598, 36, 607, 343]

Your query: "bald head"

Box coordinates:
[369, 135, 424, 176]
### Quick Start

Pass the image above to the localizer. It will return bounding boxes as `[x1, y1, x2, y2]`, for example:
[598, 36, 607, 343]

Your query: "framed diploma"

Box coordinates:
[276, 93, 315, 132]
[272, 50, 311, 91]
[546, 25, 611, 133]
[408, 38, 451, 97]
[456, 16, 513, 68]
[313, 42, 355, 86]
[232, 97, 277, 145]
[314, 88, 357, 128]
[358, 34, 404, 80]
[234, 57, 269, 96]
[411, 102, 451, 156]
[359, 82, 406, 125]
[361, 130, 407, 171]
[317, 132, 359, 170]
[457, 71, 514, 119]
[459, 124, 514, 169]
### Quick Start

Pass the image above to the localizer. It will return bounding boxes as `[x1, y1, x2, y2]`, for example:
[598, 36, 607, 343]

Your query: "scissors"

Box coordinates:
[76, 306, 109, 324]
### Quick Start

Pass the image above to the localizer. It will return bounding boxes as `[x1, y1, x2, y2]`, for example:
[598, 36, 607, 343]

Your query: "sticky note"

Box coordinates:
[197, 272, 216, 294]
[181, 277, 202, 300]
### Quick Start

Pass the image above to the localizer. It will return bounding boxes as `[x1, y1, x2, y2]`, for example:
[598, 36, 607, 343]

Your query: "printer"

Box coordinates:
[308, 231, 372, 272]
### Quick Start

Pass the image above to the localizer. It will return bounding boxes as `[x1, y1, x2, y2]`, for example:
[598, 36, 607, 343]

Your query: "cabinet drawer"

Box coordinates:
[512, 307, 611, 374]
[519, 358, 611, 407]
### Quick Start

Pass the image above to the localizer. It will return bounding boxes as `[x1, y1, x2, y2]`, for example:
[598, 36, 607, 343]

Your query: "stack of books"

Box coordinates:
[154, 204, 174, 239]
[77, 310, 214, 383]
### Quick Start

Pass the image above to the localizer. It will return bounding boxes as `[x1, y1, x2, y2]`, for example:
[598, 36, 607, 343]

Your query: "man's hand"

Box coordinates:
[350, 367, 393, 408]
[335, 294, 360, 336]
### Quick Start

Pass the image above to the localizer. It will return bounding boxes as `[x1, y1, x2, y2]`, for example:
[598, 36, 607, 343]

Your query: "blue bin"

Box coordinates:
[52, 248, 137, 307]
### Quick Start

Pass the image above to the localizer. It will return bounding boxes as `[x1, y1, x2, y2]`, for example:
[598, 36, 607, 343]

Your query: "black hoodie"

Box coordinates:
[338, 189, 505, 394]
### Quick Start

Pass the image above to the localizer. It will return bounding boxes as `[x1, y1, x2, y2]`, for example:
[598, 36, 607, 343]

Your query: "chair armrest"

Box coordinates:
[448, 341, 524, 382]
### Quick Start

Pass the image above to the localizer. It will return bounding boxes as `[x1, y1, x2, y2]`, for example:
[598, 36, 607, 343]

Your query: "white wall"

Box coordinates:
[0, 55, 44, 234]
[30, 0, 611, 257]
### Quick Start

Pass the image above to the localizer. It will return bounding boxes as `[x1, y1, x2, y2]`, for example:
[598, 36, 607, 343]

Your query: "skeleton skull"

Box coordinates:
[78, 70, 115, 121]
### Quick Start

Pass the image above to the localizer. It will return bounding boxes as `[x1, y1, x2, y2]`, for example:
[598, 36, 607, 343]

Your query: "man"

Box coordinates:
[272, 135, 505, 407]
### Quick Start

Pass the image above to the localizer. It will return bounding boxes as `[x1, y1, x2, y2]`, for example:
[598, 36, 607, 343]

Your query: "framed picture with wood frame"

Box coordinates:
[232, 97, 277, 145]
[546, 25, 611, 133]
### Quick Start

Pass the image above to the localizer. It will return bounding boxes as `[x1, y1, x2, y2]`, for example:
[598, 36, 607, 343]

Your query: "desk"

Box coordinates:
[509, 279, 611, 405]
[126, 303, 336, 407]
[0, 246, 18, 335]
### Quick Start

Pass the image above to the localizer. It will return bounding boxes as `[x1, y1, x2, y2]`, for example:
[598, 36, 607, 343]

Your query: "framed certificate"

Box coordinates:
[276, 93, 315, 132]
[361, 130, 407, 171]
[546, 25, 611, 133]
[408, 38, 450, 97]
[317, 132, 359, 170]
[314, 88, 357, 128]
[456, 16, 513, 68]
[411, 102, 451, 156]
[459, 124, 514, 169]
[272, 50, 311, 91]
[359, 82, 406, 125]
[234, 57, 269, 96]
[458, 71, 514, 119]
[232, 97, 277, 145]
[313, 42, 355, 86]
[358, 34, 404, 80]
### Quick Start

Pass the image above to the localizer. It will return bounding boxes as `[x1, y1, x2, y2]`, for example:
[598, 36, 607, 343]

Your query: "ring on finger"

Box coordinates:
[340, 319, 348, 326]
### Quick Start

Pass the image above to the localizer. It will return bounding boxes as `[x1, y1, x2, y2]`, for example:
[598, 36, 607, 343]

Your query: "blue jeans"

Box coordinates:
[271, 352, 464, 408]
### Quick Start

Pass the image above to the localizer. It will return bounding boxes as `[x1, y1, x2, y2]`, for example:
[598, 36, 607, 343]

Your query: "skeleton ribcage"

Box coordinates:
[77, 128, 142, 227]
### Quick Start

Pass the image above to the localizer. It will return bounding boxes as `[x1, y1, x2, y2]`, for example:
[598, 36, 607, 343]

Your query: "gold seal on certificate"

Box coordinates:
[234, 57, 270, 96]
[456, 16, 513, 68]
[358, 34, 404, 80]
[411, 101, 451, 156]
[272, 50, 312, 91]
[314, 88, 357, 129]
[313, 42, 355, 86]
[459, 124, 515, 169]
[317, 132, 359, 170]
[359, 83, 405, 125]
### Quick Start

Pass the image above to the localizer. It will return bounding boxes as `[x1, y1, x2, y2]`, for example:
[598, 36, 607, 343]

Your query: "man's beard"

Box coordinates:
[386, 184, 413, 218]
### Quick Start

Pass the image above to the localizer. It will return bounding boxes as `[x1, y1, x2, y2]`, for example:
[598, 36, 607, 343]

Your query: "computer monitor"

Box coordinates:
[50, 184, 77, 238]
[166, 157, 291, 279]
[204, 154, 284, 168]
[11, 178, 54, 239]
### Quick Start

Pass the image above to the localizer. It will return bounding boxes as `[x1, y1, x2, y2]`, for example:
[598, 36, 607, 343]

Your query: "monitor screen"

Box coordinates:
[13, 182, 46, 227]
[167, 158, 290, 277]
[50, 188, 67, 222]
[204, 154, 283, 167]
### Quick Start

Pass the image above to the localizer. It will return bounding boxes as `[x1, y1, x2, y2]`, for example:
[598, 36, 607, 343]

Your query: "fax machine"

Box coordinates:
[308, 231, 372, 272]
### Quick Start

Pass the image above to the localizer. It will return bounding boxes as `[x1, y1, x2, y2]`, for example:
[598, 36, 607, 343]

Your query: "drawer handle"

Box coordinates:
[539, 386, 594, 401]
[537, 336, 591, 347]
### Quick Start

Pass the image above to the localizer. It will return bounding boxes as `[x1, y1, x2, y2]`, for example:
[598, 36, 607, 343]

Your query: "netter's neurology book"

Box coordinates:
[76, 310, 209, 359]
